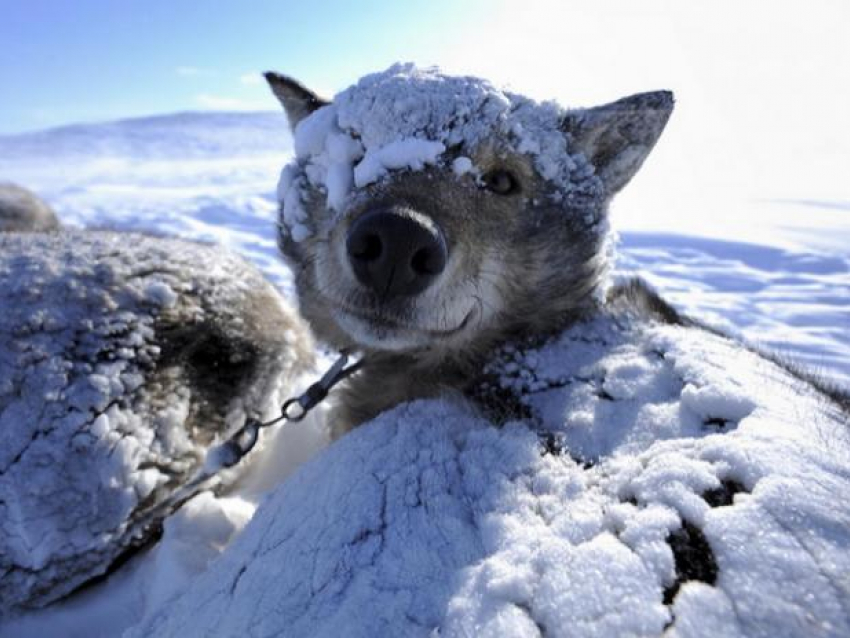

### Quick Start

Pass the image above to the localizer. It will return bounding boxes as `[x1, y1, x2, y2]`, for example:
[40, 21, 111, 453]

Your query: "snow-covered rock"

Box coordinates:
[0, 230, 314, 614]
[129, 311, 850, 638]
[0, 183, 60, 232]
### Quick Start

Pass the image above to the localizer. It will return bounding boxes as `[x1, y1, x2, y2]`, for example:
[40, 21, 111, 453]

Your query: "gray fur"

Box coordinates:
[607, 277, 690, 327]
[562, 91, 674, 196]
[263, 72, 329, 129]
[0, 182, 60, 232]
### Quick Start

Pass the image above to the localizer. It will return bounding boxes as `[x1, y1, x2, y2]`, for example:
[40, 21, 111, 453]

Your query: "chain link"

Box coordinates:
[136, 350, 364, 524]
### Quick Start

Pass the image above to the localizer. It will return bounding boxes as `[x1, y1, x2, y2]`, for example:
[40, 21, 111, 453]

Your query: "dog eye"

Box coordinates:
[482, 169, 519, 195]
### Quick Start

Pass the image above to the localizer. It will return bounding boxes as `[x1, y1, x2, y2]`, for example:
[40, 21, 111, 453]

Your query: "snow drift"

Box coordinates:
[130, 311, 850, 638]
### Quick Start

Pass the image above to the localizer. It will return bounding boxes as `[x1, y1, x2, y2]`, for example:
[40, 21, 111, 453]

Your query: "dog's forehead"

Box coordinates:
[278, 64, 599, 244]
[298, 64, 571, 161]
[333, 64, 532, 147]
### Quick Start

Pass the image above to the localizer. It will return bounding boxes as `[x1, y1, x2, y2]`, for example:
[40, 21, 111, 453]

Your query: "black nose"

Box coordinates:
[346, 208, 448, 298]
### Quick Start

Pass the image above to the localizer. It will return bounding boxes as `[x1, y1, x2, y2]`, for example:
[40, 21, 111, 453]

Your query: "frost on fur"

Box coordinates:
[0, 231, 314, 613]
[269, 63, 671, 243]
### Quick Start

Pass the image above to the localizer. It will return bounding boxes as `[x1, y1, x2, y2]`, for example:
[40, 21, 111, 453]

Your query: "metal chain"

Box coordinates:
[136, 350, 364, 524]
[213, 349, 364, 467]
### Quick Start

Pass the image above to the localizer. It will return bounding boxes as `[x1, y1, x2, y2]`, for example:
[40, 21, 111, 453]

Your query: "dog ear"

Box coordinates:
[562, 91, 673, 197]
[264, 71, 329, 130]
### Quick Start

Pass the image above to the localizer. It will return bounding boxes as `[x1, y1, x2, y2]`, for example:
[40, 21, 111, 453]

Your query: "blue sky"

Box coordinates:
[0, 0, 493, 133]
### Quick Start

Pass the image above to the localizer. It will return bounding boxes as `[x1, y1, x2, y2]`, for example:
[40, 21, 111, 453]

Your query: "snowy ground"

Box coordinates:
[0, 111, 848, 636]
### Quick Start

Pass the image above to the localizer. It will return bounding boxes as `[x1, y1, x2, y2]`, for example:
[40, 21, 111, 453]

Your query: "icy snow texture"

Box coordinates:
[277, 63, 596, 241]
[131, 311, 850, 638]
[0, 230, 313, 613]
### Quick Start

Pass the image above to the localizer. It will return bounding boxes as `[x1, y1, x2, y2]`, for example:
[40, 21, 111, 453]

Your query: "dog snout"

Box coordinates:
[346, 208, 447, 298]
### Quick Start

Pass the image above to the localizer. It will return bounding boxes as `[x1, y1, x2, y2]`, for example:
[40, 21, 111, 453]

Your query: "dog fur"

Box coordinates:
[0, 182, 60, 232]
[265, 68, 847, 437]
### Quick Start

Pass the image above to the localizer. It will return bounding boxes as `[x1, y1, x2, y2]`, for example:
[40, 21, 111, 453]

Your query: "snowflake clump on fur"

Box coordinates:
[277, 63, 598, 241]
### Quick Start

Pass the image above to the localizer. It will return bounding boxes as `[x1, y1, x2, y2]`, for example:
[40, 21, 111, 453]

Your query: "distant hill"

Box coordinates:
[0, 111, 292, 161]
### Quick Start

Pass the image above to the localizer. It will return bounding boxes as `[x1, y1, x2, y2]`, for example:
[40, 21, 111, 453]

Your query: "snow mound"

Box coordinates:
[277, 63, 598, 241]
[130, 313, 850, 638]
[0, 230, 313, 614]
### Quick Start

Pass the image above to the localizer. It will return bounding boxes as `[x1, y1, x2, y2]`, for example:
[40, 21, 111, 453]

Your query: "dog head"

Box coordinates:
[266, 64, 672, 362]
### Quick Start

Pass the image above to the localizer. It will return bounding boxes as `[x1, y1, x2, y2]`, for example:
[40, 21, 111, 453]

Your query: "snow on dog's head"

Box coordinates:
[274, 63, 599, 240]
[266, 64, 673, 358]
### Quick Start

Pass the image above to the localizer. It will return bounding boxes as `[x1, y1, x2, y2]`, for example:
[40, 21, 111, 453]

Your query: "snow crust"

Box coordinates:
[130, 312, 850, 638]
[277, 63, 596, 241]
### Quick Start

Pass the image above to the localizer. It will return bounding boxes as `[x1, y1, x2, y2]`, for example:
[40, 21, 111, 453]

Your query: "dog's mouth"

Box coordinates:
[330, 300, 476, 349]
